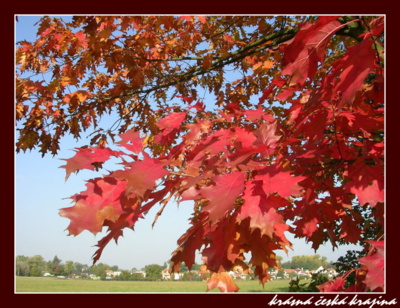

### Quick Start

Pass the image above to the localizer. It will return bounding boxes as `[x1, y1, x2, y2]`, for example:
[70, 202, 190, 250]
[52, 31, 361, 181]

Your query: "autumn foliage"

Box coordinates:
[16, 15, 384, 292]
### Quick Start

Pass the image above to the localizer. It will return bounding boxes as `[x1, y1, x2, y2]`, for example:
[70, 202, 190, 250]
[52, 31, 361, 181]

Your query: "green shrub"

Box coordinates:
[288, 273, 330, 292]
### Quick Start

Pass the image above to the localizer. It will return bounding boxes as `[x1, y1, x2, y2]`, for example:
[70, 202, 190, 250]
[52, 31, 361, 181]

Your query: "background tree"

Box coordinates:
[131, 272, 145, 281]
[144, 264, 163, 281]
[116, 270, 132, 281]
[49, 255, 64, 276]
[179, 262, 189, 272]
[277, 269, 286, 279]
[64, 261, 74, 276]
[16, 15, 384, 292]
[190, 263, 201, 271]
[72, 262, 85, 274]
[16, 261, 30, 276]
[281, 255, 331, 270]
[90, 263, 110, 279]
[16, 255, 30, 276]
[26, 255, 46, 276]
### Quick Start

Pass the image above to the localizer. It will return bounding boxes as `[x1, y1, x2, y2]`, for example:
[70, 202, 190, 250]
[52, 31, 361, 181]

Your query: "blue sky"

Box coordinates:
[15, 15, 363, 271]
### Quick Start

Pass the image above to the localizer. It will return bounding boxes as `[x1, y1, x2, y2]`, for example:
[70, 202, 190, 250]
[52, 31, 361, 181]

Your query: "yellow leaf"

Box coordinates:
[60, 77, 71, 87]
[143, 135, 151, 148]
[76, 90, 89, 102]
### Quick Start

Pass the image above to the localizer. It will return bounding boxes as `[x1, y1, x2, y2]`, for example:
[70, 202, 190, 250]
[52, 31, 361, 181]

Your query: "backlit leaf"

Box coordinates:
[199, 172, 245, 223]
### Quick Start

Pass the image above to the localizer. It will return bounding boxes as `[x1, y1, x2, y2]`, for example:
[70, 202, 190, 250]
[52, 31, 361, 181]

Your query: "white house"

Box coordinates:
[162, 268, 171, 280]
[133, 270, 146, 278]
[173, 272, 184, 280]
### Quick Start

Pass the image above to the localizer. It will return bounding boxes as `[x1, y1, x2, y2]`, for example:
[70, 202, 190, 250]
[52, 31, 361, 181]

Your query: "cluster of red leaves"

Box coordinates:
[31, 16, 383, 292]
[317, 240, 384, 292]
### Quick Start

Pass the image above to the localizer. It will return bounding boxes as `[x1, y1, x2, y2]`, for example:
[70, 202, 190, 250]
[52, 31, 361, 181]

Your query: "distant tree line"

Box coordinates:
[16, 254, 335, 281]
[15, 255, 204, 281]
[280, 255, 333, 270]
[15, 255, 118, 278]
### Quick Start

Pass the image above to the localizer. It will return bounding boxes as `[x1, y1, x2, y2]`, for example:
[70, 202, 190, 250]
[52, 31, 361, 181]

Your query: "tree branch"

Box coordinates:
[96, 28, 299, 104]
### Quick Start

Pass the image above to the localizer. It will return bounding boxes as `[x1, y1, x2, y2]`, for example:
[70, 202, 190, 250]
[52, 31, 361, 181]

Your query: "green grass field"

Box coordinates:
[15, 276, 291, 293]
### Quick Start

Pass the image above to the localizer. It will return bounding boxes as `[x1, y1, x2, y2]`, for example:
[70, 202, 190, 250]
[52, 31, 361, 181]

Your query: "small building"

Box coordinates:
[132, 270, 146, 278]
[162, 268, 171, 280]
[173, 272, 184, 280]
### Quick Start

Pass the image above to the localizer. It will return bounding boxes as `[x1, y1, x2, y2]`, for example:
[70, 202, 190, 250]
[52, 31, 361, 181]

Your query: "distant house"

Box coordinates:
[161, 268, 185, 280]
[315, 266, 325, 273]
[105, 270, 122, 279]
[326, 268, 338, 277]
[132, 270, 146, 278]
[173, 272, 184, 280]
[314, 267, 338, 278]
[105, 270, 113, 279]
[161, 268, 171, 280]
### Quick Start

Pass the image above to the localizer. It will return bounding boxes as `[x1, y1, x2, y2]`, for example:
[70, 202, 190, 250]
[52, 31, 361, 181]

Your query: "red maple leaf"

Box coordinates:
[333, 39, 377, 108]
[368, 16, 384, 36]
[339, 215, 361, 244]
[238, 180, 289, 238]
[59, 177, 126, 235]
[200, 172, 245, 223]
[258, 84, 275, 105]
[244, 231, 281, 285]
[273, 223, 292, 252]
[281, 16, 341, 87]
[344, 158, 384, 207]
[359, 240, 384, 291]
[92, 209, 143, 264]
[229, 127, 257, 149]
[243, 108, 274, 123]
[294, 107, 330, 142]
[60, 147, 117, 180]
[116, 129, 145, 154]
[188, 100, 205, 112]
[202, 217, 241, 272]
[253, 121, 281, 157]
[155, 112, 187, 144]
[170, 212, 209, 271]
[183, 119, 212, 145]
[256, 166, 306, 198]
[74, 31, 88, 49]
[110, 153, 169, 199]
[291, 199, 320, 238]
[157, 112, 187, 131]
[317, 276, 346, 292]
[176, 95, 194, 104]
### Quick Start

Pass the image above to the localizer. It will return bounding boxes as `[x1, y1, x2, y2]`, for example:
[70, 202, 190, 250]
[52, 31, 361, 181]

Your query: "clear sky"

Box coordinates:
[15, 15, 363, 271]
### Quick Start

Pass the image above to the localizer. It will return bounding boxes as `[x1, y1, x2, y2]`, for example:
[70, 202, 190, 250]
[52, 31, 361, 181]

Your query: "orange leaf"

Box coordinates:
[206, 272, 239, 292]
[202, 54, 213, 70]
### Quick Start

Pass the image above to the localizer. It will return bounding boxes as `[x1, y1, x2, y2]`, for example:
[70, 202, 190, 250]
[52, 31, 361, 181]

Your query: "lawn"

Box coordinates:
[15, 277, 291, 293]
